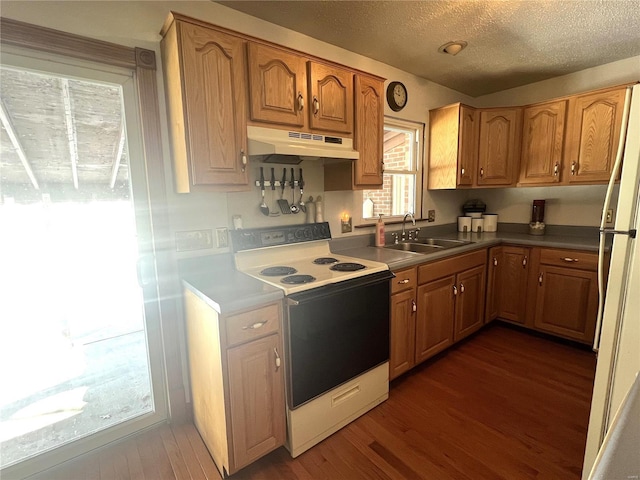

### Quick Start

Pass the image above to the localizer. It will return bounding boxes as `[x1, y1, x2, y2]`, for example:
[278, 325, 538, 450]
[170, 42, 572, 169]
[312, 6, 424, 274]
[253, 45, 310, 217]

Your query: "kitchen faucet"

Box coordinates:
[401, 212, 416, 241]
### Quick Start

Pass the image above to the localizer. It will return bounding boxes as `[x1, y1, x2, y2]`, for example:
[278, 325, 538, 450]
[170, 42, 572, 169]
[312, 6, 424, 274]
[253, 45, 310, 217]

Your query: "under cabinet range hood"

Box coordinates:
[247, 125, 359, 164]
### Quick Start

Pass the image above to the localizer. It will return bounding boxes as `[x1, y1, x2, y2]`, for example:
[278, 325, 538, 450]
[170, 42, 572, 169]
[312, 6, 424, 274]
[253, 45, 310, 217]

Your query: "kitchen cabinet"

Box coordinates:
[416, 249, 487, 361]
[477, 107, 522, 186]
[247, 42, 307, 128]
[564, 86, 627, 184]
[532, 248, 599, 344]
[161, 14, 249, 192]
[486, 246, 531, 325]
[389, 267, 417, 380]
[518, 100, 567, 185]
[428, 103, 479, 189]
[183, 290, 285, 475]
[308, 61, 354, 134]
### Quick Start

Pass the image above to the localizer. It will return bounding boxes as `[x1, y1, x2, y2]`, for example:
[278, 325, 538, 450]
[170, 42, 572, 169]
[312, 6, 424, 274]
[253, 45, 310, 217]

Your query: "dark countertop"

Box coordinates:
[179, 223, 604, 311]
[331, 223, 604, 271]
[179, 254, 283, 314]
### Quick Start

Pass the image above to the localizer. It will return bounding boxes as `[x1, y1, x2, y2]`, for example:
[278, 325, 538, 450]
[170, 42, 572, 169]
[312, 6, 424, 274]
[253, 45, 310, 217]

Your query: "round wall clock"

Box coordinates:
[386, 81, 408, 112]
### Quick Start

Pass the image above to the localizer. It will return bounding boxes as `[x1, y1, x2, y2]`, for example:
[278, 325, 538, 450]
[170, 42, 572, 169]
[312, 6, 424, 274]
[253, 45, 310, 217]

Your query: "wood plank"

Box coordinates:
[159, 425, 192, 479]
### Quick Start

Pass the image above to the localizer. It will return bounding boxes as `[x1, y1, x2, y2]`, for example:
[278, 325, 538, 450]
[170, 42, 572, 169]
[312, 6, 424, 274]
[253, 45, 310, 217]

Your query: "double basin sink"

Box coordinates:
[384, 238, 472, 255]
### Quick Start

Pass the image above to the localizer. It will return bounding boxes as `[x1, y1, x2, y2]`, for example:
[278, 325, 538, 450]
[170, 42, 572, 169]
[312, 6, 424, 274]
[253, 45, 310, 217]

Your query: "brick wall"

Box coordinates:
[363, 140, 412, 217]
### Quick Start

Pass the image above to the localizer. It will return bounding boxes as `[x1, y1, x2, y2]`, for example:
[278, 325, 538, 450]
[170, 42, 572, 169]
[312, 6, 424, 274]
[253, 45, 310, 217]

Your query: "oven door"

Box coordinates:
[285, 270, 393, 409]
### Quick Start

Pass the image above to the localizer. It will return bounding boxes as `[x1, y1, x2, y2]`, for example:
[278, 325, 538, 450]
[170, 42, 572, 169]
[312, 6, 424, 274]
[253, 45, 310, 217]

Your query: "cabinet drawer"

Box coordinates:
[539, 248, 598, 271]
[391, 267, 417, 294]
[418, 249, 487, 284]
[226, 303, 280, 347]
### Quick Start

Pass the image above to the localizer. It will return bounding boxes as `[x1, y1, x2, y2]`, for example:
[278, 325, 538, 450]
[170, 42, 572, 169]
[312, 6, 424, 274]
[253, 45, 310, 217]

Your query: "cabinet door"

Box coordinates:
[564, 87, 626, 184]
[533, 265, 598, 343]
[415, 275, 455, 363]
[477, 108, 521, 186]
[308, 62, 353, 134]
[389, 289, 416, 380]
[247, 43, 307, 128]
[497, 246, 530, 324]
[178, 22, 248, 187]
[227, 334, 285, 472]
[454, 265, 486, 341]
[485, 246, 503, 323]
[353, 75, 384, 187]
[519, 100, 566, 185]
[459, 105, 479, 186]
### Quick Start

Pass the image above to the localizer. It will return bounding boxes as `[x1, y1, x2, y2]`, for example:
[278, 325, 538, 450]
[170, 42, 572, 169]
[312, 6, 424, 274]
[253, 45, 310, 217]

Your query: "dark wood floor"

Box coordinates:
[30, 323, 597, 480]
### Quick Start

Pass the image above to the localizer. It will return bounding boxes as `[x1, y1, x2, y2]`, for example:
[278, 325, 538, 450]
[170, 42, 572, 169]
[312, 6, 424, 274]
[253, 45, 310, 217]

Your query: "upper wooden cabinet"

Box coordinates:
[519, 100, 567, 185]
[428, 103, 478, 189]
[477, 107, 522, 186]
[564, 87, 627, 184]
[353, 75, 384, 187]
[308, 61, 354, 134]
[161, 15, 249, 192]
[247, 43, 307, 128]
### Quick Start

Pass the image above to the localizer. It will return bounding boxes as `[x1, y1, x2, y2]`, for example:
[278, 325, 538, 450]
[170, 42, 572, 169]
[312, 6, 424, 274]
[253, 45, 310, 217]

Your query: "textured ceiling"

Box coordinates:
[217, 0, 640, 97]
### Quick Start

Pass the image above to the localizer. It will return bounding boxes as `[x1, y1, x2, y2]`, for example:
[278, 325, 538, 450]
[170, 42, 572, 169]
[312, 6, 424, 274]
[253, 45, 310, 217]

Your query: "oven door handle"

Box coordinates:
[286, 270, 395, 306]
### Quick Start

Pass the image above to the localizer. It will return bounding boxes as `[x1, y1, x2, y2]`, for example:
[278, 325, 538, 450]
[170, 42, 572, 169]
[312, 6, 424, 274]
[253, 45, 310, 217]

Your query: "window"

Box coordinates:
[363, 118, 423, 220]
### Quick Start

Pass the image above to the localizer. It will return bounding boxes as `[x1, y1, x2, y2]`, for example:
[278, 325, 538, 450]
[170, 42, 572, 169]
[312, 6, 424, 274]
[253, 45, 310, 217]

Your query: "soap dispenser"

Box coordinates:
[375, 214, 385, 246]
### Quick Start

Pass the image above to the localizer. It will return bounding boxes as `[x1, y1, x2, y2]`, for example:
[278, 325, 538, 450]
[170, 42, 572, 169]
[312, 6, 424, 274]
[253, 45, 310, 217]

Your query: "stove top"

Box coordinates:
[232, 223, 389, 295]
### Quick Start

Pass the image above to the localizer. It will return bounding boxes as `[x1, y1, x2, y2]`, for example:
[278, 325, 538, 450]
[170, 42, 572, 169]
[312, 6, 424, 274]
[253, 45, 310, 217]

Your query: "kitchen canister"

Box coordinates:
[457, 216, 472, 233]
[471, 217, 484, 233]
[482, 214, 498, 232]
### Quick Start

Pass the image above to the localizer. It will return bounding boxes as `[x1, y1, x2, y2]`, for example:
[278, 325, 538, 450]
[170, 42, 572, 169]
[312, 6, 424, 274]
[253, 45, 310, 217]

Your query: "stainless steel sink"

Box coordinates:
[384, 238, 472, 254]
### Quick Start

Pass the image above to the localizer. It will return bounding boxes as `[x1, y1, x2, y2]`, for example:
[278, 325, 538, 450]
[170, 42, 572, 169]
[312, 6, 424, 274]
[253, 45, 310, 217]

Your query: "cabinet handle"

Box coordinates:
[412, 300, 417, 313]
[571, 161, 577, 175]
[312, 96, 319, 115]
[561, 257, 579, 263]
[240, 149, 247, 173]
[479, 167, 484, 178]
[493, 257, 498, 266]
[522, 256, 528, 267]
[453, 285, 458, 296]
[398, 278, 410, 284]
[242, 320, 268, 330]
[460, 283, 465, 294]
[538, 273, 543, 285]
[554, 162, 559, 176]
[274, 347, 281, 370]
[461, 167, 465, 176]
[297, 92, 304, 111]
[381, 160, 385, 172]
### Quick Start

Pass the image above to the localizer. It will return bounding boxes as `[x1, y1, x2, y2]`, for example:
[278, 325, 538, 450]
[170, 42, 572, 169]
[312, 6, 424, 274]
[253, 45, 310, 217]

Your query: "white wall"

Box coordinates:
[470, 56, 640, 227]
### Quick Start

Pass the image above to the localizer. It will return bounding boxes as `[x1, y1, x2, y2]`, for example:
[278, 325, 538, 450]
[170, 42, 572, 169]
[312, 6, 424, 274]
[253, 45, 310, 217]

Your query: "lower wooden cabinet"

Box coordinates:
[389, 267, 417, 380]
[486, 245, 530, 325]
[532, 248, 599, 343]
[415, 275, 455, 362]
[183, 290, 285, 475]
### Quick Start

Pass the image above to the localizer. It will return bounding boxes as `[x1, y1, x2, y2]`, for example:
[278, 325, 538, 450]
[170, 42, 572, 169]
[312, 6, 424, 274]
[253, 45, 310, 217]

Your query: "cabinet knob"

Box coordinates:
[493, 257, 498, 266]
[461, 167, 465, 176]
[381, 160, 385, 172]
[274, 347, 281, 370]
[398, 279, 410, 284]
[479, 167, 484, 178]
[453, 285, 458, 296]
[241, 150, 247, 173]
[522, 256, 528, 267]
[242, 320, 268, 330]
[554, 162, 559, 176]
[460, 283, 465, 294]
[297, 92, 304, 111]
[312, 96, 319, 115]
[538, 273, 544, 285]
[561, 257, 579, 263]
[571, 161, 577, 175]
[412, 300, 417, 312]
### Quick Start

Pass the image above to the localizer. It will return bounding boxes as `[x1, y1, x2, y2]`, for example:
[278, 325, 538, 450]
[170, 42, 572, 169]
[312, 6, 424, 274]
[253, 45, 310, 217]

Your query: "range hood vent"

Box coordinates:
[247, 125, 359, 162]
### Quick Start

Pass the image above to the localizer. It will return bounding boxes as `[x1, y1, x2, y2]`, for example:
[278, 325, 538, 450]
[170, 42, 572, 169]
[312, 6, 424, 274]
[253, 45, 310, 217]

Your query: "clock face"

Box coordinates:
[387, 81, 407, 111]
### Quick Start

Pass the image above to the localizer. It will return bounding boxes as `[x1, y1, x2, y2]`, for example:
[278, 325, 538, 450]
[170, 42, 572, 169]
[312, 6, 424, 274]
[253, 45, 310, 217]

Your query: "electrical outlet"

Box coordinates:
[175, 229, 213, 252]
[606, 209, 614, 224]
[215, 227, 228, 248]
[428, 210, 436, 222]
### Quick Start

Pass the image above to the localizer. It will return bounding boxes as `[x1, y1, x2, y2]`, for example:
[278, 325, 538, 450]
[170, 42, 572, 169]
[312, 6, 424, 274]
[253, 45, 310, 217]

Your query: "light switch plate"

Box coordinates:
[428, 210, 436, 222]
[215, 227, 229, 248]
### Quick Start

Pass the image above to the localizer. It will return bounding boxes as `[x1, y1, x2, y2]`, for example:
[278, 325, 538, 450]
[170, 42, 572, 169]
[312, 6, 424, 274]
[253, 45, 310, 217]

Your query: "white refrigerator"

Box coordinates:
[582, 83, 640, 478]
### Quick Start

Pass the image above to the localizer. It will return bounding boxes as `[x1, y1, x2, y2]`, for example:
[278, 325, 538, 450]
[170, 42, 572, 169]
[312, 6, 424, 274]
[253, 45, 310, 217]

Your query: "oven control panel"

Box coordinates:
[230, 222, 331, 251]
